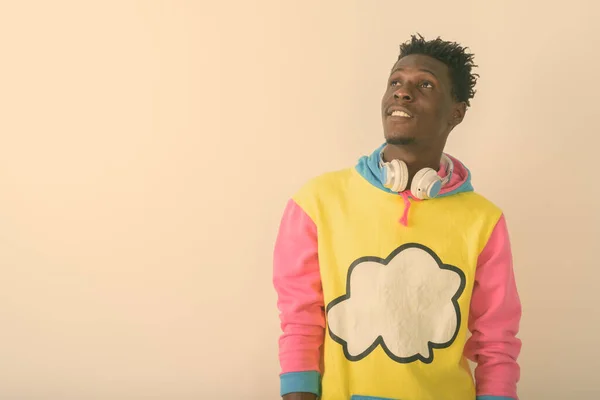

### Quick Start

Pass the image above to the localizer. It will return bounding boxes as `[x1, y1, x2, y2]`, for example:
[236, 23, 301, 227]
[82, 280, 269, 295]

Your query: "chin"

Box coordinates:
[385, 136, 416, 146]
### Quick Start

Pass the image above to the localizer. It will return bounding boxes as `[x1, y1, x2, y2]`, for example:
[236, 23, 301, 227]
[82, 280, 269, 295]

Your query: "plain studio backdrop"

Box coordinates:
[0, 1, 598, 399]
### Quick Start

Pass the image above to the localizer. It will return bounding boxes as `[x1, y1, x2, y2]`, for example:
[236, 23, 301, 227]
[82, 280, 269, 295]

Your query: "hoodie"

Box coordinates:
[273, 145, 522, 400]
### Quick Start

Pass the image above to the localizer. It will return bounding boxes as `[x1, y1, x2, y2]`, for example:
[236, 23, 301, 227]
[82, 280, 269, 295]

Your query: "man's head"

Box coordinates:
[382, 34, 478, 153]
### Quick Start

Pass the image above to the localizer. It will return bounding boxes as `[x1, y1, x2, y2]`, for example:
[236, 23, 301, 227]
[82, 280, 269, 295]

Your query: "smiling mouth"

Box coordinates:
[386, 106, 414, 118]
[389, 110, 412, 118]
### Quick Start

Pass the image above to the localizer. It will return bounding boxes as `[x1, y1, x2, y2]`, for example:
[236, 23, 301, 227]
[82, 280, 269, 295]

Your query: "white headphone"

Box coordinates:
[380, 153, 454, 200]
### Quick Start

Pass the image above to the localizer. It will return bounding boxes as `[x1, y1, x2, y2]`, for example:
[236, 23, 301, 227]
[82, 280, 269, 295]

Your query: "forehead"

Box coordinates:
[390, 54, 451, 83]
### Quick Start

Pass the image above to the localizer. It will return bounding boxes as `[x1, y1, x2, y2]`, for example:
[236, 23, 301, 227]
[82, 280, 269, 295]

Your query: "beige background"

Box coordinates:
[0, 1, 598, 399]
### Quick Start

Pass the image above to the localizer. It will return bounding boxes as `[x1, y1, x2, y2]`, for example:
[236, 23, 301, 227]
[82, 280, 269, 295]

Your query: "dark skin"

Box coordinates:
[282, 393, 316, 400]
[381, 54, 466, 187]
[282, 55, 467, 400]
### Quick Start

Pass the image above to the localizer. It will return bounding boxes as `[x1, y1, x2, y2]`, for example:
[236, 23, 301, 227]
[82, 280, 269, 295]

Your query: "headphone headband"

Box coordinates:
[440, 153, 454, 186]
[380, 152, 454, 183]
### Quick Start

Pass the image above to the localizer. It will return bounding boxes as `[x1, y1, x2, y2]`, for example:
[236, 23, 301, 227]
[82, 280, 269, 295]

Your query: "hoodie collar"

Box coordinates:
[355, 143, 474, 226]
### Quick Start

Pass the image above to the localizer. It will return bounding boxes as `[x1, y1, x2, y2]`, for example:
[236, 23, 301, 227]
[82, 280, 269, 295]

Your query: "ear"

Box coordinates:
[449, 102, 467, 128]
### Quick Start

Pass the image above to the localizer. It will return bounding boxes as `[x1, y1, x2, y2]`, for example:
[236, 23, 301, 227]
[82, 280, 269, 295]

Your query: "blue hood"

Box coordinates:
[355, 143, 474, 198]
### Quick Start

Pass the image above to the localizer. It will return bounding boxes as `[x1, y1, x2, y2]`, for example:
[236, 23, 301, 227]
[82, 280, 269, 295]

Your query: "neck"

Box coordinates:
[382, 144, 444, 186]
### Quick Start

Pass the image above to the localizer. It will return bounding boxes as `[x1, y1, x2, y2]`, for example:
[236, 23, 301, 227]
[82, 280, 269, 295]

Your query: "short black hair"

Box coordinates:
[398, 34, 478, 107]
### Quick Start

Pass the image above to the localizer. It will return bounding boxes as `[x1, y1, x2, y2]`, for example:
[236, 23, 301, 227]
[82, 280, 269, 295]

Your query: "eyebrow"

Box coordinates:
[390, 67, 439, 79]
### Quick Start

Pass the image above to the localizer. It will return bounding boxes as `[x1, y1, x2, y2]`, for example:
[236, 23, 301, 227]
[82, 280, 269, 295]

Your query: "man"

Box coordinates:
[273, 34, 522, 400]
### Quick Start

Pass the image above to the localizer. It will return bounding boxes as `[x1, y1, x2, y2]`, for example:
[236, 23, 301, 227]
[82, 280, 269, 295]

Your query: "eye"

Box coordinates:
[421, 81, 434, 89]
[390, 80, 401, 87]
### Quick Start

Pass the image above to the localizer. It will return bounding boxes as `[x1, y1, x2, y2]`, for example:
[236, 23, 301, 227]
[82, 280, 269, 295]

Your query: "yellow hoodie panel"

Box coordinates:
[293, 168, 502, 400]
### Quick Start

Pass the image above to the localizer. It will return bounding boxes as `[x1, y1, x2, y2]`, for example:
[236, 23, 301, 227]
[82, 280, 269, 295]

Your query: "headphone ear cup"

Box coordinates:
[382, 159, 409, 192]
[390, 159, 408, 192]
[411, 168, 442, 200]
[382, 163, 393, 188]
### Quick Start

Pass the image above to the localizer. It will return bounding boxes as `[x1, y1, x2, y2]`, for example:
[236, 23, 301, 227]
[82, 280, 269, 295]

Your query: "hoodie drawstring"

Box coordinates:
[399, 191, 421, 226]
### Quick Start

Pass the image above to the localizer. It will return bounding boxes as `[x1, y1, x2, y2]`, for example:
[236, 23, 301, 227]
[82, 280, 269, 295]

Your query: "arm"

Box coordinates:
[273, 199, 325, 399]
[465, 214, 522, 400]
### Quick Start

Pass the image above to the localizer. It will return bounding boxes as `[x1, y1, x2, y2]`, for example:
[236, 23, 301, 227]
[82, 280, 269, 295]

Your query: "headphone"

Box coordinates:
[380, 153, 454, 200]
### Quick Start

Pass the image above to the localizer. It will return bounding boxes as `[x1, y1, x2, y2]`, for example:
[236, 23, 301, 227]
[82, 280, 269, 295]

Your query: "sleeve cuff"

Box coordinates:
[280, 371, 321, 396]
[477, 396, 516, 400]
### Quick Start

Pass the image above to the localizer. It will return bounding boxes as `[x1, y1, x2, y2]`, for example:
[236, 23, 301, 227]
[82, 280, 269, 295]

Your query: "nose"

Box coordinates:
[393, 87, 413, 102]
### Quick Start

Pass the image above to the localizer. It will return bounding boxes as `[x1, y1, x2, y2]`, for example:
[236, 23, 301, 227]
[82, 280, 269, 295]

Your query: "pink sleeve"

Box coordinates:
[464, 214, 522, 399]
[273, 199, 325, 374]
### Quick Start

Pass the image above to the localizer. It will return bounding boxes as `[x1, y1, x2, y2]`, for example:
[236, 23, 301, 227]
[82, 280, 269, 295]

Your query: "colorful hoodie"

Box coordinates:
[273, 144, 522, 400]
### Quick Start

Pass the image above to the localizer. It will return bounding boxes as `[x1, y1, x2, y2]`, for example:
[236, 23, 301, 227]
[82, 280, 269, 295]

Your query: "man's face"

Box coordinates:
[381, 54, 463, 147]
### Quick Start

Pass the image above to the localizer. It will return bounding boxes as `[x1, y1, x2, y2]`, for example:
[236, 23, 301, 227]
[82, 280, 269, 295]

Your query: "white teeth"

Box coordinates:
[391, 110, 411, 117]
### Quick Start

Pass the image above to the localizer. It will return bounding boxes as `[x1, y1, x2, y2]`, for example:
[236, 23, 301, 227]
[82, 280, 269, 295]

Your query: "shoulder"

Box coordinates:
[291, 167, 355, 216]
[440, 190, 505, 236]
[459, 191, 503, 214]
[293, 167, 354, 198]
[453, 191, 506, 249]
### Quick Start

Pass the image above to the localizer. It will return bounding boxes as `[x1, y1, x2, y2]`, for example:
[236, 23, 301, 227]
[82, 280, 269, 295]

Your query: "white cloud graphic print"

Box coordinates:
[326, 243, 466, 364]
